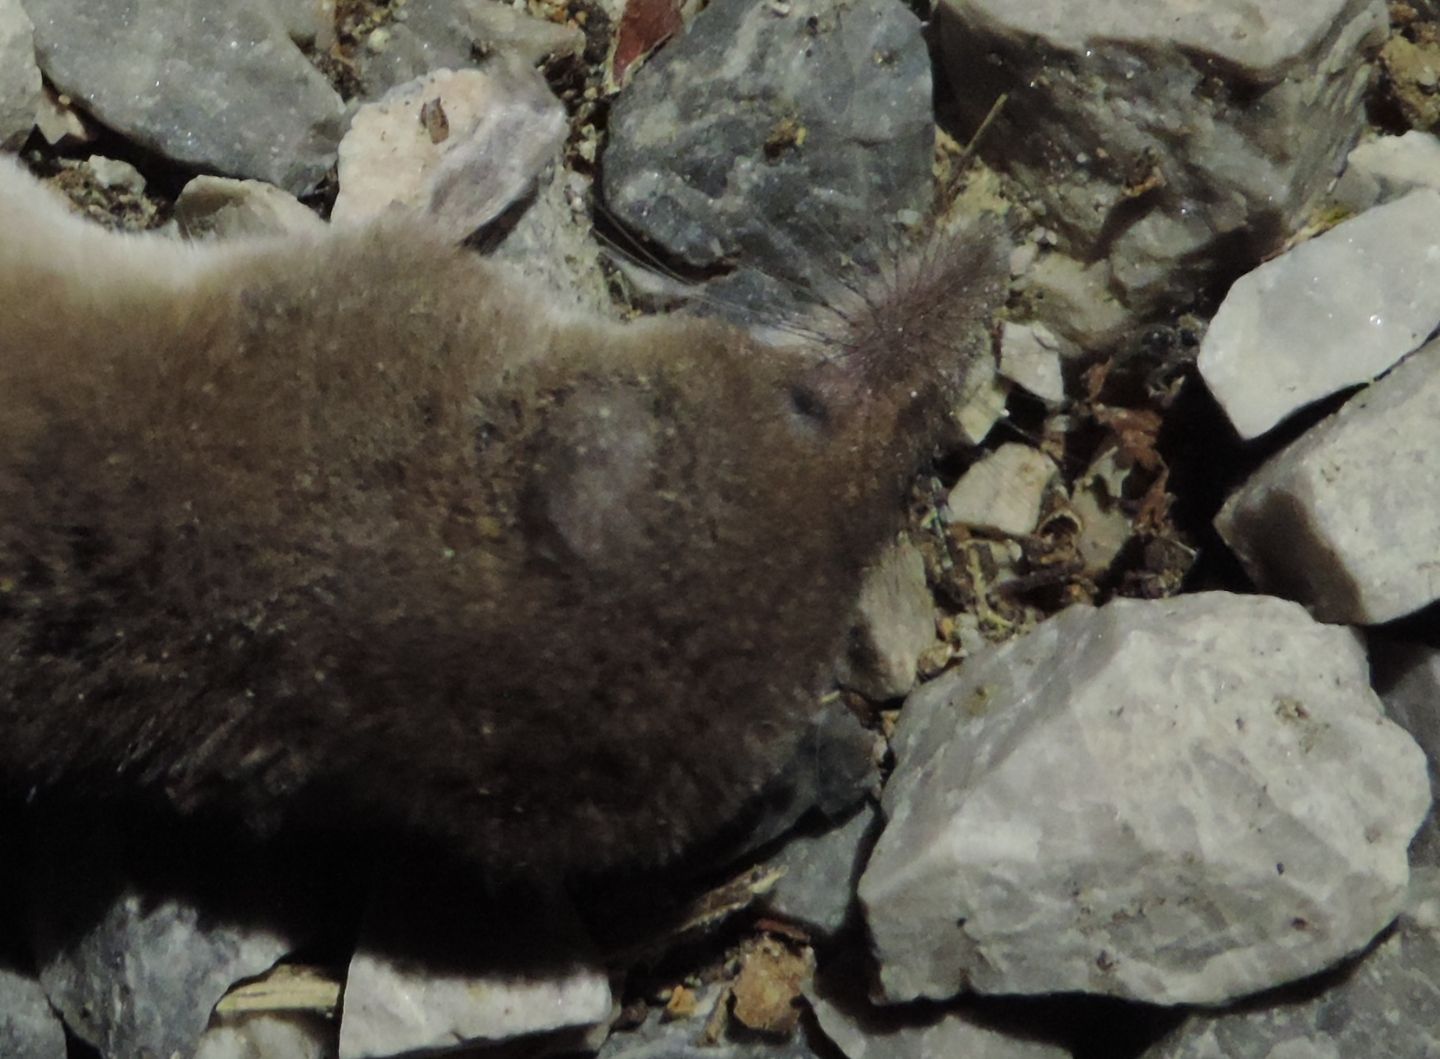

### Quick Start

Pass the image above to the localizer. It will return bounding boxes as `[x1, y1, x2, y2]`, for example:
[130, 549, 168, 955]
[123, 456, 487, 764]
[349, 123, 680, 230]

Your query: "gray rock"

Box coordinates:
[1333, 131, 1440, 212]
[0, 963, 65, 1059]
[1145, 871, 1440, 1059]
[25, 0, 347, 193]
[944, 444, 1057, 537]
[726, 699, 883, 862]
[837, 539, 935, 702]
[953, 348, 1010, 447]
[1215, 338, 1440, 624]
[810, 990, 1069, 1059]
[339, 881, 610, 1059]
[760, 803, 880, 937]
[1372, 639, 1440, 869]
[859, 593, 1430, 1006]
[32, 889, 294, 1059]
[176, 176, 325, 239]
[937, 0, 1386, 311]
[491, 164, 613, 316]
[1199, 190, 1440, 440]
[0, 0, 38, 148]
[332, 65, 565, 241]
[602, 0, 934, 317]
[354, 0, 584, 98]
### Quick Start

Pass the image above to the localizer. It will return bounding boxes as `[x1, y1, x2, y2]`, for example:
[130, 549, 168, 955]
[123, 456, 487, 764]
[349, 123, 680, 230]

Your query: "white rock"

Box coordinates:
[85, 155, 145, 193]
[997, 321, 1068, 404]
[176, 176, 325, 239]
[1198, 189, 1440, 439]
[810, 991, 1067, 1059]
[836, 538, 935, 701]
[339, 888, 611, 1058]
[944, 444, 1056, 537]
[859, 593, 1430, 1005]
[33, 84, 91, 146]
[333, 65, 566, 240]
[196, 1013, 335, 1059]
[760, 804, 880, 936]
[1216, 338, 1440, 624]
[0, 0, 39, 148]
[1333, 131, 1440, 212]
[953, 351, 1010, 446]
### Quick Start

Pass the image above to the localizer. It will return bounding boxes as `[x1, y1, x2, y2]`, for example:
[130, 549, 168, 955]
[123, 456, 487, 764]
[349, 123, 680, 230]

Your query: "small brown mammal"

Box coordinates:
[0, 157, 1004, 878]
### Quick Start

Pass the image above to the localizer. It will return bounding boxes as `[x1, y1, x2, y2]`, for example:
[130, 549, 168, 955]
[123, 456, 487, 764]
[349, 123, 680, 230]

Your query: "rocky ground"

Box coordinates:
[5, 0, 1440, 1057]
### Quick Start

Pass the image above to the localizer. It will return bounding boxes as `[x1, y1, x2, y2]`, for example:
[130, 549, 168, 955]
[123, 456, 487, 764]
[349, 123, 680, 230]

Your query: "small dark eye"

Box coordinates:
[788, 384, 830, 428]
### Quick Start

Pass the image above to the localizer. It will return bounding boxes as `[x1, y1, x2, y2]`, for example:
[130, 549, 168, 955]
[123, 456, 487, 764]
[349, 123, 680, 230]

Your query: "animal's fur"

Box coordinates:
[0, 157, 1006, 878]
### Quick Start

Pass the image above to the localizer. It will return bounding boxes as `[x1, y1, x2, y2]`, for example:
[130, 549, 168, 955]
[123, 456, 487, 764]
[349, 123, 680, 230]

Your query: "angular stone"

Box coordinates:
[1371, 639, 1440, 868]
[1332, 131, 1440, 212]
[196, 1012, 335, 1059]
[603, 0, 934, 316]
[859, 593, 1430, 1005]
[332, 66, 565, 241]
[1199, 190, 1440, 439]
[938, 0, 1386, 311]
[176, 176, 326, 240]
[1215, 339, 1440, 624]
[1146, 871, 1440, 1058]
[0, 963, 65, 1059]
[837, 539, 935, 701]
[997, 321, 1067, 404]
[339, 882, 610, 1059]
[25, 0, 346, 193]
[355, 0, 583, 98]
[810, 991, 1068, 1059]
[32, 889, 294, 1059]
[759, 804, 880, 937]
[944, 444, 1057, 537]
[0, 0, 39, 148]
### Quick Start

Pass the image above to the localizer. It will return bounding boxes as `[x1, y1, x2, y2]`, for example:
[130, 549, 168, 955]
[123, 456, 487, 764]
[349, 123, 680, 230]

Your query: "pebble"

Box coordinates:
[1216, 338, 1440, 624]
[332, 65, 565, 240]
[1146, 870, 1440, 1058]
[938, 0, 1385, 311]
[1199, 189, 1440, 439]
[0, 962, 65, 1059]
[0, 0, 38, 148]
[1332, 130, 1440, 211]
[836, 538, 936, 702]
[24, 0, 347, 193]
[859, 592, 1430, 1005]
[176, 176, 326, 239]
[944, 444, 1057, 537]
[602, 0, 934, 316]
[997, 321, 1069, 405]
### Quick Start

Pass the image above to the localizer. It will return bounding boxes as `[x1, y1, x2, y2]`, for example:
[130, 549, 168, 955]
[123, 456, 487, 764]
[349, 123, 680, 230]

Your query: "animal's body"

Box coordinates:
[0, 158, 1003, 878]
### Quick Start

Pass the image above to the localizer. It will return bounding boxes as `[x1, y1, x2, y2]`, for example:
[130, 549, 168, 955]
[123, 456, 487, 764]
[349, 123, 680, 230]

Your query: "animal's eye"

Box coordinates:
[787, 383, 830, 429]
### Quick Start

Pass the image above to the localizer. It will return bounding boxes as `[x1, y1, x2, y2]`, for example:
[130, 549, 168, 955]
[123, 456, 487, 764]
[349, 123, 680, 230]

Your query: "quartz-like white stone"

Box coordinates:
[1198, 190, 1440, 439]
[860, 592, 1430, 1006]
[944, 444, 1056, 537]
[1216, 339, 1440, 624]
[1333, 131, 1440, 212]
[339, 888, 611, 1059]
[176, 176, 325, 239]
[997, 321, 1068, 404]
[333, 66, 565, 240]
